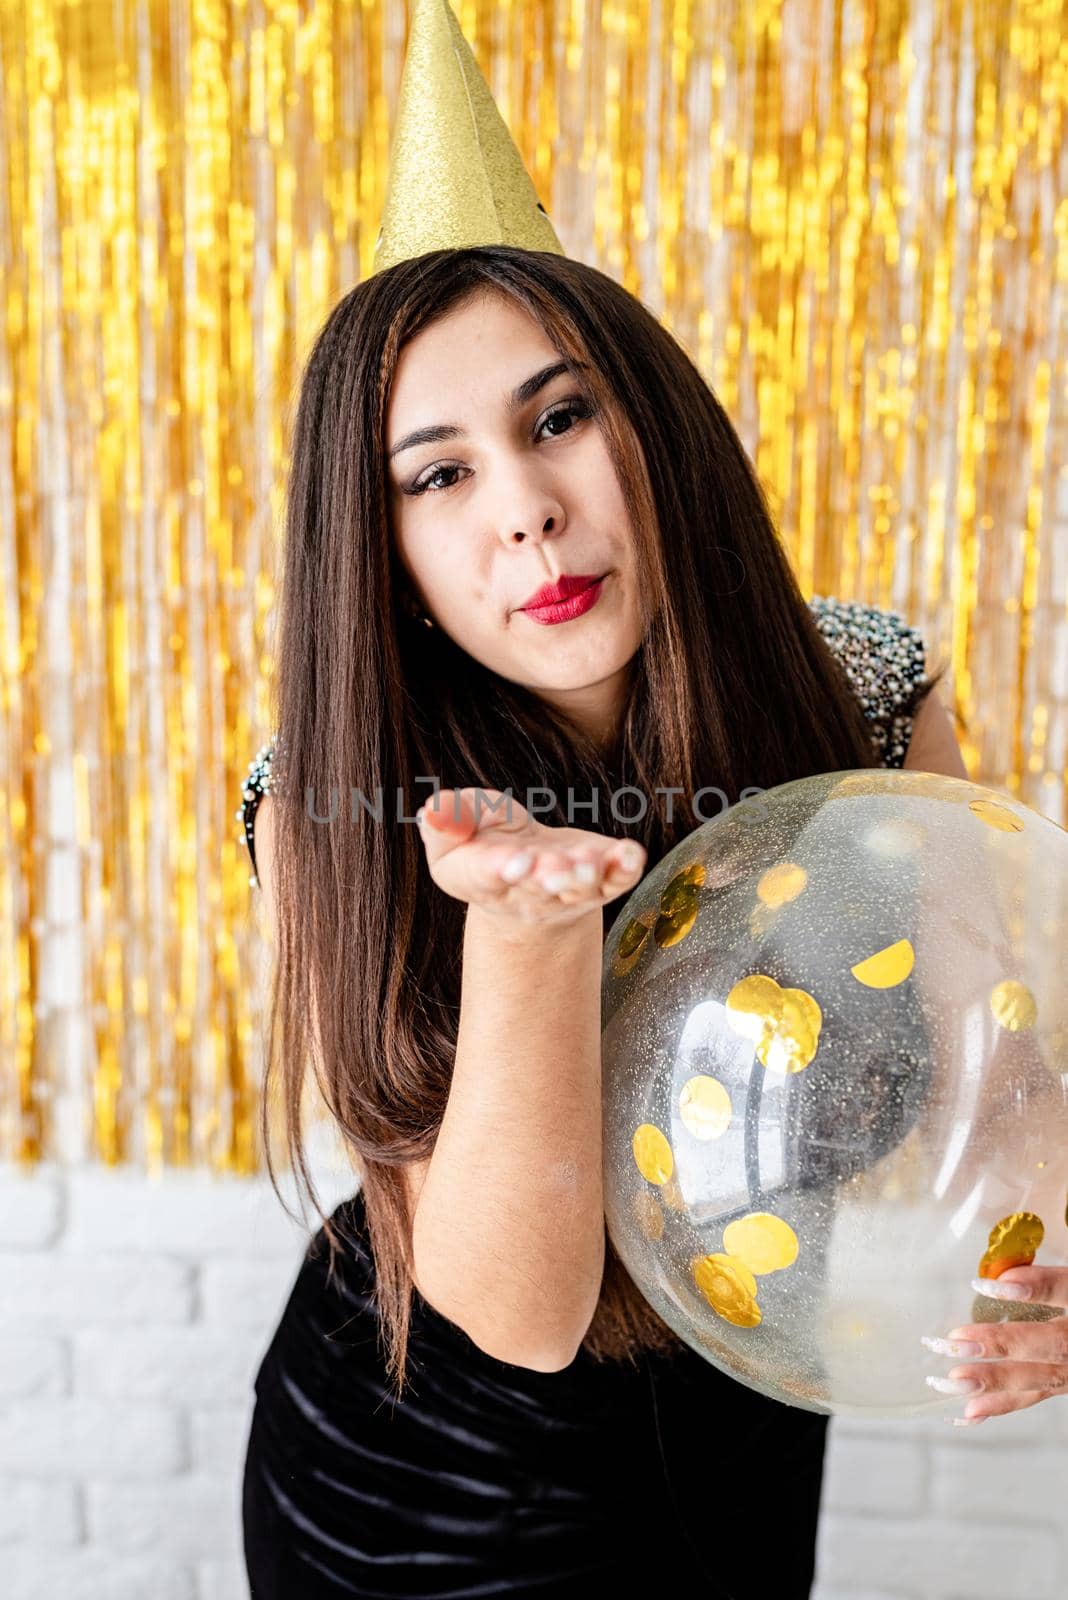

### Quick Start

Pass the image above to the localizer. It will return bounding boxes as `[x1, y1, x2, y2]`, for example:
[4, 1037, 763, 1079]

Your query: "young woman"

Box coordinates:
[237, 242, 953, 1598]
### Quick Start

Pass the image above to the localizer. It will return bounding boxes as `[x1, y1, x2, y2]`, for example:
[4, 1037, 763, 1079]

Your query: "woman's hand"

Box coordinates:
[414, 786, 647, 927]
[921, 1265, 1068, 1423]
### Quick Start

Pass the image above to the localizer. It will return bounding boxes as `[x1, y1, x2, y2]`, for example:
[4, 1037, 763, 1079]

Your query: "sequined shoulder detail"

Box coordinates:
[235, 733, 278, 888]
[808, 594, 929, 768]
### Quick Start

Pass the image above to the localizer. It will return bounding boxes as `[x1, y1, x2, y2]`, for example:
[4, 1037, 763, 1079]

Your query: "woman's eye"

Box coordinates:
[404, 397, 594, 497]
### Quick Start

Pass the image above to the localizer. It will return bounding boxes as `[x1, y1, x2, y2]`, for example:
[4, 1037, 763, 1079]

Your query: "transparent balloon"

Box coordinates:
[600, 770, 1068, 1418]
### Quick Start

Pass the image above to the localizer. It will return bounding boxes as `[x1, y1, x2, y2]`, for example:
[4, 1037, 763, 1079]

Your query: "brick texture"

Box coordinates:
[1, 1160, 1065, 1600]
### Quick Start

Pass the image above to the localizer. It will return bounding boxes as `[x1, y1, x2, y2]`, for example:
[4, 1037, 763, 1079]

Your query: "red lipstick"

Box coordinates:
[519, 572, 607, 626]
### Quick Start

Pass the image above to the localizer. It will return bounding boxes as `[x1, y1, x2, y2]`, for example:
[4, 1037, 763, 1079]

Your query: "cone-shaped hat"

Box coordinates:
[372, 0, 566, 275]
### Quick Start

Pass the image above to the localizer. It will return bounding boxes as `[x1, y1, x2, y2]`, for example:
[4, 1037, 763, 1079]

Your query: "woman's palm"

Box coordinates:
[416, 787, 646, 924]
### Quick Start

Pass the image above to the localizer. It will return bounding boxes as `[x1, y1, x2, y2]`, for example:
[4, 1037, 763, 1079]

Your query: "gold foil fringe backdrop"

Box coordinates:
[0, 0, 1064, 1170]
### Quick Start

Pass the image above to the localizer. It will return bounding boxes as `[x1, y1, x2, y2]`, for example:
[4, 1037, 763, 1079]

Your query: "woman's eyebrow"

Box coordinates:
[387, 359, 591, 460]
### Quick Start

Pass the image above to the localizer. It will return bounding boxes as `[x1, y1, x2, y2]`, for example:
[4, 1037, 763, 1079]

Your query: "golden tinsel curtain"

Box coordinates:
[0, 0, 1065, 1170]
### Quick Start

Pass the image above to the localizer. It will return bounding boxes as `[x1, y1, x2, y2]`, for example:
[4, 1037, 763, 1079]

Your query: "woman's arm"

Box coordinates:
[253, 781, 638, 1374]
[901, 686, 968, 781]
[410, 903, 607, 1372]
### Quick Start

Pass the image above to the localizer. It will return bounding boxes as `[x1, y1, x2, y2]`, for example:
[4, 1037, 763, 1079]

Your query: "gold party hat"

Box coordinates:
[371, 0, 566, 275]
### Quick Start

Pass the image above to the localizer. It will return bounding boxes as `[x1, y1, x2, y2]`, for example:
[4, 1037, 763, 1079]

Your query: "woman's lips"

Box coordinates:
[520, 574, 608, 626]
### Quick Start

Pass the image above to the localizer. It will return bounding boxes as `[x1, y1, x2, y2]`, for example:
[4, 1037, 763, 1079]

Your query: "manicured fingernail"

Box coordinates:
[949, 1415, 987, 1427]
[971, 1277, 1030, 1300]
[613, 844, 643, 872]
[926, 1375, 983, 1396]
[573, 861, 598, 885]
[543, 870, 575, 893]
[499, 851, 534, 882]
[921, 1335, 984, 1358]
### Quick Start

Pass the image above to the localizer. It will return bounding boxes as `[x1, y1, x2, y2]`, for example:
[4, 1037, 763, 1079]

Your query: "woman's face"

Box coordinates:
[385, 289, 645, 747]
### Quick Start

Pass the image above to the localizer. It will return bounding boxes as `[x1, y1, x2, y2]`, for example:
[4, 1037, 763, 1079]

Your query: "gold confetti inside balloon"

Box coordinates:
[600, 769, 1068, 1417]
[977, 1211, 1044, 1279]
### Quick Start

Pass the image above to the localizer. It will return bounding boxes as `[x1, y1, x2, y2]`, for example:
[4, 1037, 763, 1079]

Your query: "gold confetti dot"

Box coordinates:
[632, 1123, 673, 1185]
[725, 974, 782, 1041]
[725, 974, 822, 1072]
[969, 798, 1025, 832]
[977, 1211, 1044, 1279]
[612, 910, 657, 976]
[989, 979, 1037, 1031]
[850, 937, 915, 989]
[723, 1212, 799, 1275]
[691, 1252, 762, 1327]
[756, 862, 808, 907]
[665, 862, 707, 894]
[654, 885, 699, 947]
[678, 1075, 732, 1140]
[660, 1175, 688, 1212]
[651, 865, 706, 948]
[618, 917, 652, 957]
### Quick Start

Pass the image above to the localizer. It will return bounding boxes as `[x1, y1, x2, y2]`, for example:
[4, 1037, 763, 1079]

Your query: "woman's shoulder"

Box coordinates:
[807, 592, 930, 768]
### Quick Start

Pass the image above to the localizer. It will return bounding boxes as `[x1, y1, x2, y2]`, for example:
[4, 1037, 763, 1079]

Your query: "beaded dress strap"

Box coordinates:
[235, 734, 278, 888]
[807, 594, 929, 769]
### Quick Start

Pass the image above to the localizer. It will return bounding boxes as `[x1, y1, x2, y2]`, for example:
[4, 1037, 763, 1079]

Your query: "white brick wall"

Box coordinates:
[1, 1157, 1065, 1599]
[815, 1405, 1068, 1600]
[0, 1145, 358, 1600]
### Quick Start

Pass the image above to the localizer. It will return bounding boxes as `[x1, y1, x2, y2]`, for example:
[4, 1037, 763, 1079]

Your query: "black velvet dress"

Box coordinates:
[241, 1185, 829, 1598]
[238, 595, 931, 1597]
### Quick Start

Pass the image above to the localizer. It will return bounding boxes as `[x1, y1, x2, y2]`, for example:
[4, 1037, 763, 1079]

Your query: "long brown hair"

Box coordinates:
[257, 244, 949, 1399]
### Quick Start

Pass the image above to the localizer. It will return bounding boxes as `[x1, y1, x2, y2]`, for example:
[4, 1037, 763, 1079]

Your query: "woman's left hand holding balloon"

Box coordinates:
[922, 1266, 1068, 1423]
